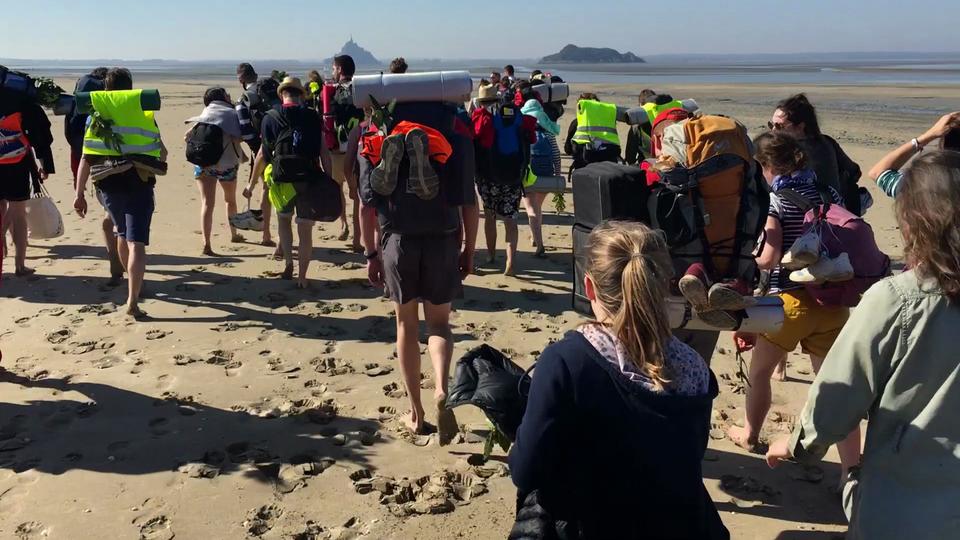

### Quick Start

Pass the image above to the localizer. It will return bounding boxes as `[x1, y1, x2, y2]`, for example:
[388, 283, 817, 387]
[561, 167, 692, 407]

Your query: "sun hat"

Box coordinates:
[277, 76, 306, 97]
[477, 83, 499, 103]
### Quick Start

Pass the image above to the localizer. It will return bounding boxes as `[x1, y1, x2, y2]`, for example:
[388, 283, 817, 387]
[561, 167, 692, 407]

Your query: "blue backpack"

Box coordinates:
[481, 104, 528, 185]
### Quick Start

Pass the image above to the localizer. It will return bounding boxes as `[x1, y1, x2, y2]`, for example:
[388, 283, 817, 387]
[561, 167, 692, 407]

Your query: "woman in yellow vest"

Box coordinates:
[73, 68, 166, 319]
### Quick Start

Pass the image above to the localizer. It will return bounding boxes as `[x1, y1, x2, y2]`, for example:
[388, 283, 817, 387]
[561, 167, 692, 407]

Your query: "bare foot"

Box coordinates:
[351, 242, 363, 254]
[534, 246, 547, 258]
[14, 266, 36, 277]
[338, 224, 350, 242]
[202, 246, 217, 257]
[296, 276, 309, 289]
[486, 253, 496, 265]
[727, 425, 762, 453]
[436, 394, 459, 446]
[270, 247, 284, 261]
[402, 410, 426, 435]
[106, 274, 123, 287]
[503, 263, 515, 277]
[260, 238, 276, 247]
[773, 361, 787, 382]
[126, 304, 149, 320]
[280, 265, 294, 281]
[231, 233, 245, 243]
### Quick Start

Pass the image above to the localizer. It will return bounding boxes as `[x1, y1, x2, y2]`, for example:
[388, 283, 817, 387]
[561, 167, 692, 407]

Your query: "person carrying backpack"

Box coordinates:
[564, 94, 621, 171]
[184, 87, 247, 255]
[472, 83, 536, 275]
[327, 54, 364, 251]
[247, 77, 333, 288]
[727, 131, 862, 491]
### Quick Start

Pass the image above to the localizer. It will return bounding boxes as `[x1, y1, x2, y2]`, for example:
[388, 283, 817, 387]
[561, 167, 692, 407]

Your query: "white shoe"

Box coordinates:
[781, 230, 821, 270]
[790, 253, 854, 284]
[230, 209, 264, 232]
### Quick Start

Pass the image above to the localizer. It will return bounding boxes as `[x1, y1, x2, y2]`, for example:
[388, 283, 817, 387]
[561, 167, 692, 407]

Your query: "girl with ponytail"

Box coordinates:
[508, 221, 728, 539]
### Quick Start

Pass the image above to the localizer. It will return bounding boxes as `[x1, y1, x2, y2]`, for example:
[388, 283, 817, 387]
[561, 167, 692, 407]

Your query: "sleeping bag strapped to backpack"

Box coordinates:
[184, 123, 225, 167]
[776, 188, 890, 307]
[476, 103, 529, 185]
[649, 115, 768, 286]
[265, 107, 323, 183]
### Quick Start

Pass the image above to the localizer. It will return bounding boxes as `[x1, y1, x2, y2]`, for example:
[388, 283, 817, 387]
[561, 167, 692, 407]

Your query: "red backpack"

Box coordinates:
[777, 189, 891, 307]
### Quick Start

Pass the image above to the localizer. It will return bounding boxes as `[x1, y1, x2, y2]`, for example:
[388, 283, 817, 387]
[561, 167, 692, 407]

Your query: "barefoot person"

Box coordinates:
[0, 75, 56, 278]
[727, 131, 860, 489]
[359, 100, 477, 442]
[247, 77, 331, 288]
[73, 68, 166, 318]
[520, 94, 561, 257]
[767, 150, 960, 539]
[234, 62, 277, 247]
[185, 87, 247, 255]
[65, 67, 125, 284]
[329, 54, 364, 251]
[867, 111, 960, 198]
[509, 221, 728, 539]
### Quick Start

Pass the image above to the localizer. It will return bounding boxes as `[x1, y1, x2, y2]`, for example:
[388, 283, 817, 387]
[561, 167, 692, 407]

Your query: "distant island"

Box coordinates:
[540, 44, 645, 64]
[324, 37, 381, 67]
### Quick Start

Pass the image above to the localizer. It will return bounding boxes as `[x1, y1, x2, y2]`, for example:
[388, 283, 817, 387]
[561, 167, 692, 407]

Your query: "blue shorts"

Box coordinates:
[98, 187, 156, 245]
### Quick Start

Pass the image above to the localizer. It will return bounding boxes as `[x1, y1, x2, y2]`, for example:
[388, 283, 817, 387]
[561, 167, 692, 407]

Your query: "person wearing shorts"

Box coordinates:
[359, 104, 478, 443]
[1, 88, 56, 278]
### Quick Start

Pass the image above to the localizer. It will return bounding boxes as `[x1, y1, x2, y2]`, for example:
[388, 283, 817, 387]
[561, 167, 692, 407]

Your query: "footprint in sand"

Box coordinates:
[14, 521, 49, 540]
[138, 515, 174, 540]
[92, 355, 124, 370]
[173, 353, 202, 366]
[78, 303, 116, 316]
[382, 382, 406, 399]
[39, 307, 66, 317]
[145, 329, 170, 341]
[373, 406, 397, 422]
[311, 357, 354, 376]
[45, 328, 73, 344]
[14, 316, 32, 326]
[65, 340, 115, 355]
[364, 363, 394, 377]
[244, 504, 284, 537]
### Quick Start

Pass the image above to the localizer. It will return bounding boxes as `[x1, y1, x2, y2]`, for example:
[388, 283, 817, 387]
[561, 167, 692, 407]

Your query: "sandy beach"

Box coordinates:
[1, 78, 957, 540]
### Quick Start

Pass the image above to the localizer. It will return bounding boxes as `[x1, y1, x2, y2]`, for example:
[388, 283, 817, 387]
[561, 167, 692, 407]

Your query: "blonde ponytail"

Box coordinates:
[585, 221, 674, 388]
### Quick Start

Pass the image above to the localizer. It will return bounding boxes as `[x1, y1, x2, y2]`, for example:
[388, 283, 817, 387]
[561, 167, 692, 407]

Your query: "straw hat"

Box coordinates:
[477, 83, 499, 103]
[277, 76, 306, 97]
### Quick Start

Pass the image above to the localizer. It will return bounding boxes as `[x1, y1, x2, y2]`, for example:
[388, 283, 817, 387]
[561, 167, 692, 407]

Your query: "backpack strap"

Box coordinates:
[776, 188, 816, 213]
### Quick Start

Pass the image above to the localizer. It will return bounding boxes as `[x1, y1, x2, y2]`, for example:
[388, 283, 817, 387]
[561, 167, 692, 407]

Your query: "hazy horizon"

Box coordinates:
[10, 0, 960, 62]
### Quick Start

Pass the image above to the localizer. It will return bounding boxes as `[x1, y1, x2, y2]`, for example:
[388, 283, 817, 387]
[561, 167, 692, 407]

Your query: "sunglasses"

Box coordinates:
[767, 121, 790, 130]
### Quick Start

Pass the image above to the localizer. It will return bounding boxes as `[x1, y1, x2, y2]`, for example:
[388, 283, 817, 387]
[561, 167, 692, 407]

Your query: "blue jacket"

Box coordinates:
[509, 332, 728, 539]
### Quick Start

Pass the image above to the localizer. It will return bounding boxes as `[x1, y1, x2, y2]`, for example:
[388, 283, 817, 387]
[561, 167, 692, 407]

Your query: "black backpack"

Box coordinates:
[185, 123, 225, 167]
[267, 107, 323, 183]
[242, 78, 281, 135]
[476, 104, 529, 186]
[332, 83, 364, 146]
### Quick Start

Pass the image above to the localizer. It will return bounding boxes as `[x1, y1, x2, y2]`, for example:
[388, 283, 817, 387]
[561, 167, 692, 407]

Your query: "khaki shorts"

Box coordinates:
[762, 289, 849, 357]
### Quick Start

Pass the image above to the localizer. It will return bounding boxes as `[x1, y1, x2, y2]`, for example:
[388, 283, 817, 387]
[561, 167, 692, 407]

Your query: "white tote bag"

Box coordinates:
[25, 183, 64, 239]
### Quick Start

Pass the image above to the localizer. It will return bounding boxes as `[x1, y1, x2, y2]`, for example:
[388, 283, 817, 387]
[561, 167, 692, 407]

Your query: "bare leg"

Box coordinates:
[504, 217, 518, 276]
[424, 301, 457, 444]
[0, 200, 8, 261]
[259, 176, 274, 246]
[296, 219, 314, 288]
[395, 301, 425, 433]
[523, 193, 547, 254]
[810, 354, 862, 485]
[5, 201, 31, 274]
[277, 214, 294, 280]
[102, 214, 123, 282]
[773, 358, 787, 381]
[728, 337, 786, 451]
[483, 208, 497, 264]
[351, 191, 362, 252]
[338, 184, 349, 241]
[198, 177, 217, 254]
[222, 180, 241, 241]
[119, 239, 147, 318]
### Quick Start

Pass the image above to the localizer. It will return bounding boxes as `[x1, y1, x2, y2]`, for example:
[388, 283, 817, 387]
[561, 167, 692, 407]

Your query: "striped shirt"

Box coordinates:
[769, 181, 844, 293]
[235, 84, 259, 145]
[876, 169, 903, 198]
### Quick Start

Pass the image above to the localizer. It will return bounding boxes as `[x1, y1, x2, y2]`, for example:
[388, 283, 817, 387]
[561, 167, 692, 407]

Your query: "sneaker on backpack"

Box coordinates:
[789, 252, 854, 284]
[695, 308, 740, 331]
[230, 209, 264, 232]
[678, 263, 711, 311]
[707, 282, 758, 311]
[404, 128, 439, 200]
[371, 134, 404, 196]
[781, 230, 822, 270]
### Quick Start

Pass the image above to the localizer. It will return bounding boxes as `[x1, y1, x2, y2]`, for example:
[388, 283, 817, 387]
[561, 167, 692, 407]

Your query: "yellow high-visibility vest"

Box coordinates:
[573, 100, 619, 147]
[83, 90, 162, 157]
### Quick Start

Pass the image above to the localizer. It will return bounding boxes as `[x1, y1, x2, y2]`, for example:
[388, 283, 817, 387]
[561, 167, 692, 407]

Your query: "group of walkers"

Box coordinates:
[2, 55, 960, 539]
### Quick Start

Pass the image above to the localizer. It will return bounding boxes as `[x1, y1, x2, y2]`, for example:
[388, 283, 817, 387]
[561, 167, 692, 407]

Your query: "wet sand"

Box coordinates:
[1, 79, 954, 539]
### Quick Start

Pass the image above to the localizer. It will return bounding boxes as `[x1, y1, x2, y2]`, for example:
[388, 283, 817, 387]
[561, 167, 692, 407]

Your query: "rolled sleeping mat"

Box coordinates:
[532, 82, 569, 104]
[619, 106, 651, 126]
[74, 89, 162, 114]
[667, 296, 785, 334]
[52, 93, 75, 116]
[351, 71, 473, 108]
[524, 175, 566, 193]
[680, 98, 700, 115]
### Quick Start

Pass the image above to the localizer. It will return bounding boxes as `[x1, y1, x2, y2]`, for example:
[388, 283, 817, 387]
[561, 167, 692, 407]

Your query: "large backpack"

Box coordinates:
[243, 78, 281, 135]
[0, 66, 36, 98]
[648, 115, 768, 286]
[776, 188, 890, 307]
[184, 123, 225, 167]
[477, 103, 528, 185]
[357, 102, 471, 235]
[265, 107, 323, 183]
[331, 83, 364, 150]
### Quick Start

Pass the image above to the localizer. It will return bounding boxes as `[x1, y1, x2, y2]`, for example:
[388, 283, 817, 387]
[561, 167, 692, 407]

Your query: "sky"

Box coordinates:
[8, 0, 960, 61]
